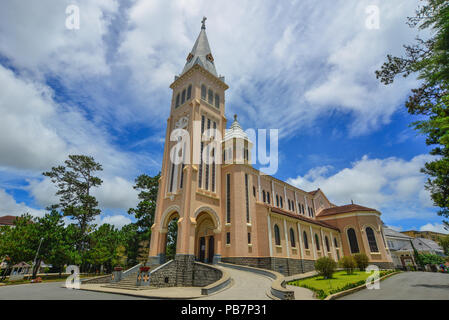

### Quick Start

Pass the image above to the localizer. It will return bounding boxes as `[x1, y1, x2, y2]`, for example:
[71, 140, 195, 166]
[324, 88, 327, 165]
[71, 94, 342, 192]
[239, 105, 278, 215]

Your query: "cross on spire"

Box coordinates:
[201, 16, 207, 29]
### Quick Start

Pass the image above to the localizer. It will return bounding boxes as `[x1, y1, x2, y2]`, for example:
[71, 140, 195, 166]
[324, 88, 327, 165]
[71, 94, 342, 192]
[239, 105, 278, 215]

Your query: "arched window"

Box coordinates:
[262, 190, 266, 203]
[334, 237, 339, 248]
[267, 192, 271, 204]
[303, 231, 309, 249]
[208, 89, 213, 104]
[366, 227, 379, 252]
[187, 85, 192, 100]
[290, 228, 296, 248]
[301, 204, 305, 214]
[274, 224, 281, 246]
[325, 236, 330, 252]
[201, 85, 207, 100]
[175, 93, 180, 108]
[347, 228, 360, 253]
[214, 93, 220, 108]
[315, 234, 320, 251]
[181, 89, 186, 104]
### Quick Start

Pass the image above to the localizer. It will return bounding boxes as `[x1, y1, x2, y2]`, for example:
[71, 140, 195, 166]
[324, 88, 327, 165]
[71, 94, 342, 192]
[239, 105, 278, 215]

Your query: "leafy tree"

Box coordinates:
[411, 240, 424, 269]
[339, 256, 356, 275]
[375, 0, 449, 225]
[87, 224, 121, 273]
[165, 218, 178, 261]
[120, 223, 142, 267]
[419, 253, 445, 265]
[439, 235, 449, 255]
[128, 173, 160, 237]
[314, 257, 337, 279]
[353, 253, 370, 271]
[43, 155, 103, 253]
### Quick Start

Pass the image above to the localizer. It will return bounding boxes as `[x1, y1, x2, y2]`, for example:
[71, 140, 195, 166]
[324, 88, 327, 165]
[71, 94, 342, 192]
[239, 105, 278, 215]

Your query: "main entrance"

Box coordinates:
[195, 212, 216, 263]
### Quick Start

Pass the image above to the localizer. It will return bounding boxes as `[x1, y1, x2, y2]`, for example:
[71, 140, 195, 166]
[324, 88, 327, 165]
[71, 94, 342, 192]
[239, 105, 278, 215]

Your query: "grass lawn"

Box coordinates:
[288, 270, 394, 299]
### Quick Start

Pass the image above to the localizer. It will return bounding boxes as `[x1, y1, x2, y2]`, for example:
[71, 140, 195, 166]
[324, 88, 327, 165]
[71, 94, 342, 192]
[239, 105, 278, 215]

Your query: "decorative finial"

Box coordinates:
[201, 16, 207, 29]
[234, 114, 237, 121]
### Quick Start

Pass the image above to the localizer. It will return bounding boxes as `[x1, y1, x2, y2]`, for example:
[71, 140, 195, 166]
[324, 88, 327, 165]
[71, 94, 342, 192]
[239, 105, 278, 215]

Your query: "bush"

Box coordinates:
[353, 253, 369, 271]
[315, 257, 337, 279]
[339, 256, 356, 274]
[419, 253, 445, 265]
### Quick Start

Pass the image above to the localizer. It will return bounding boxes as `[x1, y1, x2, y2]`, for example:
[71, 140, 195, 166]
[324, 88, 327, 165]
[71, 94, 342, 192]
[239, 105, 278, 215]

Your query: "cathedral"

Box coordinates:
[148, 19, 393, 282]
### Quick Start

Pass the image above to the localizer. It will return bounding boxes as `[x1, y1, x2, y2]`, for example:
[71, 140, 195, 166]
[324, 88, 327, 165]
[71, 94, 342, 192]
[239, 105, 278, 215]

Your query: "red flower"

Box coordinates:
[139, 266, 150, 272]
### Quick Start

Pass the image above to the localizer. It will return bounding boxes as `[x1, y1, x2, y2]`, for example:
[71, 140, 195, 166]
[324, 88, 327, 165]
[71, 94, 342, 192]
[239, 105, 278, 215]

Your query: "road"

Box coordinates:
[0, 281, 146, 300]
[340, 271, 449, 300]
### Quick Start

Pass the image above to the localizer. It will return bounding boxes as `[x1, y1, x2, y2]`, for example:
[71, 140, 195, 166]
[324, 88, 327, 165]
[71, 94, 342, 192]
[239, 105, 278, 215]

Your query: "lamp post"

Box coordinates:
[32, 237, 44, 278]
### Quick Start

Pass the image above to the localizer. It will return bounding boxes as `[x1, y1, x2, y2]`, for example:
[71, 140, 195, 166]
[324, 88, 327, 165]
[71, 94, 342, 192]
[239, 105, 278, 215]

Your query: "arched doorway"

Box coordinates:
[195, 212, 216, 263]
[163, 212, 179, 261]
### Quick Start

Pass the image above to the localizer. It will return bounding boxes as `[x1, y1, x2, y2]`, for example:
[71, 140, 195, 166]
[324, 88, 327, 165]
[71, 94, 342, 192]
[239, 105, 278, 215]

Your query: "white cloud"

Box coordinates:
[0, 188, 45, 217]
[93, 176, 139, 211]
[287, 154, 435, 220]
[419, 223, 449, 235]
[95, 214, 132, 229]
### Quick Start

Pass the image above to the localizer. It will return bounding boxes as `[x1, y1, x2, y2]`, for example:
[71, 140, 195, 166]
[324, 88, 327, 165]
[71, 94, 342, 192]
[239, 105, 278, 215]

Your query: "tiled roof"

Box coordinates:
[317, 204, 380, 217]
[269, 206, 340, 231]
[383, 227, 413, 239]
[0, 215, 17, 226]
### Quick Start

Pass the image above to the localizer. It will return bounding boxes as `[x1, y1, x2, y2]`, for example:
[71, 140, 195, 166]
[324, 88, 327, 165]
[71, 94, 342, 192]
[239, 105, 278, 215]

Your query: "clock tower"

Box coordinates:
[148, 18, 229, 280]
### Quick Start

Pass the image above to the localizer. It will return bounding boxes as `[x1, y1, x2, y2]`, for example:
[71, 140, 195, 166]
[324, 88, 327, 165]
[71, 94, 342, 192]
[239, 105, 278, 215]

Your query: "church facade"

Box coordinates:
[148, 20, 393, 279]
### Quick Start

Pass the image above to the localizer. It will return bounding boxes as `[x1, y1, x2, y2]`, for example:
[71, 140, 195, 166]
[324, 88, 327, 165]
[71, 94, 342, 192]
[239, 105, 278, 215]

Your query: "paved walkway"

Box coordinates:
[0, 281, 147, 300]
[340, 272, 449, 300]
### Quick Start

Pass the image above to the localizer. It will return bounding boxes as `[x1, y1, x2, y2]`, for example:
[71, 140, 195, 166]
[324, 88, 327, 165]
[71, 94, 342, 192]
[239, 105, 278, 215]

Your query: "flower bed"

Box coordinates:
[139, 266, 150, 273]
[288, 270, 396, 299]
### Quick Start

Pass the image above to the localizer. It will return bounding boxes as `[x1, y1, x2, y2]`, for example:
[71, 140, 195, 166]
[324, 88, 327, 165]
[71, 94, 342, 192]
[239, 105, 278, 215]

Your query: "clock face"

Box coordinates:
[175, 115, 189, 129]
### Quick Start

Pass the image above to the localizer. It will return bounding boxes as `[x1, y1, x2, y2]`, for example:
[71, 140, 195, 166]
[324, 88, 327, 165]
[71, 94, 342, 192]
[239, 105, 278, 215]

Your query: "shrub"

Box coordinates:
[315, 257, 337, 279]
[339, 256, 356, 275]
[419, 253, 445, 265]
[353, 253, 369, 271]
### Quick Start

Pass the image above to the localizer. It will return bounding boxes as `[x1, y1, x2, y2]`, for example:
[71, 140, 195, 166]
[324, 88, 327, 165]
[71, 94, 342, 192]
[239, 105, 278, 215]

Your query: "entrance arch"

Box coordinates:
[160, 208, 180, 262]
[194, 210, 218, 263]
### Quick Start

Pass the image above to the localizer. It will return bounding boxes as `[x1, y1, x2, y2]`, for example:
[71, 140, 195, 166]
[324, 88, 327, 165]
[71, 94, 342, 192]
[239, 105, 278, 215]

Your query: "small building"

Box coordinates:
[0, 215, 17, 227]
[384, 226, 445, 269]
[9, 262, 31, 281]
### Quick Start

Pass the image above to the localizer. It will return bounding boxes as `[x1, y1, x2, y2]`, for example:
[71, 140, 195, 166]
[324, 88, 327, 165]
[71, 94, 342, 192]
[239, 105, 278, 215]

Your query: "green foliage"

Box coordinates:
[419, 253, 445, 265]
[376, 0, 449, 222]
[43, 155, 103, 252]
[339, 256, 356, 275]
[353, 253, 370, 271]
[128, 173, 160, 238]
[439, 235, 449, 256]
[86, 224, 121, 273]
[410, 240, 425, 269]
[314, 257, 337, 279]
[165, 218, 178, 261]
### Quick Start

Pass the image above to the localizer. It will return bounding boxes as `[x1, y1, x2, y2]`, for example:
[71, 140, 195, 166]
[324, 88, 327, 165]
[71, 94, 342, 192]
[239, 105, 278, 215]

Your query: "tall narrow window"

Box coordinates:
[267, 192, 271, 204]
[334, 237, 339, 248]
[214, 93, 220, 108]
[301, 204, 305, 214]
[288, 199, 291, 211]
[303, 231, 309, 249]
[253, 186, 256, 197]
[262, 190, 266, 203]
[175, 93, 180, 108]
[181, 89, 186, 104]
[325, 236, 330, 252]
[208, 88, 213, 104]
[347, 228, 360, 253]
[226, 174, 231, 223]
[205, 118, 211, 190]
[290, 228, 296, 248]
[248, 232, 251, 244]
[211, 121, 216, 192]
[201, 85, 206, 100]
[366, 227, 379, 252]
[179, 164, 185, 189]
[245, 174, 250, 223]
[187, 84, 192, 100]
[226, 232, 230, 245]
[280, 196, 283, 208]
[274, 225, 281, 246]
[198, 115, 205, 188]
[315, 234, 320, 251]
[169, 163, 175, 193]
[276, 195, 279, 207]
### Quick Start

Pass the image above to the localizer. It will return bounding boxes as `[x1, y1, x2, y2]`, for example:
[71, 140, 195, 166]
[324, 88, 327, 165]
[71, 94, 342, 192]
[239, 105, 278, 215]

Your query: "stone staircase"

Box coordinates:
[103, 263, 161, 290]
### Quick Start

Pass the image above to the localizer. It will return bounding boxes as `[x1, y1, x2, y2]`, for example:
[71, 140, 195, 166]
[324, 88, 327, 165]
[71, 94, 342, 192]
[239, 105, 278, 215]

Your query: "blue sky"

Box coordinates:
[0, 0, 447, 234]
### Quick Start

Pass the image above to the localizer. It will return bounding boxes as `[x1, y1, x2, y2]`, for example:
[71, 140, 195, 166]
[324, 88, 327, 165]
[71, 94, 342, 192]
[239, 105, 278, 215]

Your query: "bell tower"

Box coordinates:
[148, 18, 229, 273]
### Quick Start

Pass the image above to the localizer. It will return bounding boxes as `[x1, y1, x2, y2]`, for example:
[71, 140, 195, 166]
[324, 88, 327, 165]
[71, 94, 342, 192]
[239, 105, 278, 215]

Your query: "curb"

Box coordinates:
[324, 271, 401, 300]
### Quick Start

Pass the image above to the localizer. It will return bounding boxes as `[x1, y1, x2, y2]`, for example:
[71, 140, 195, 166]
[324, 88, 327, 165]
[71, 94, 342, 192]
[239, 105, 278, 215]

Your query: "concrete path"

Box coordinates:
[0, 281, 147, 300]
[198, 266, 272, 300]
[340, 272, 449, 300]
